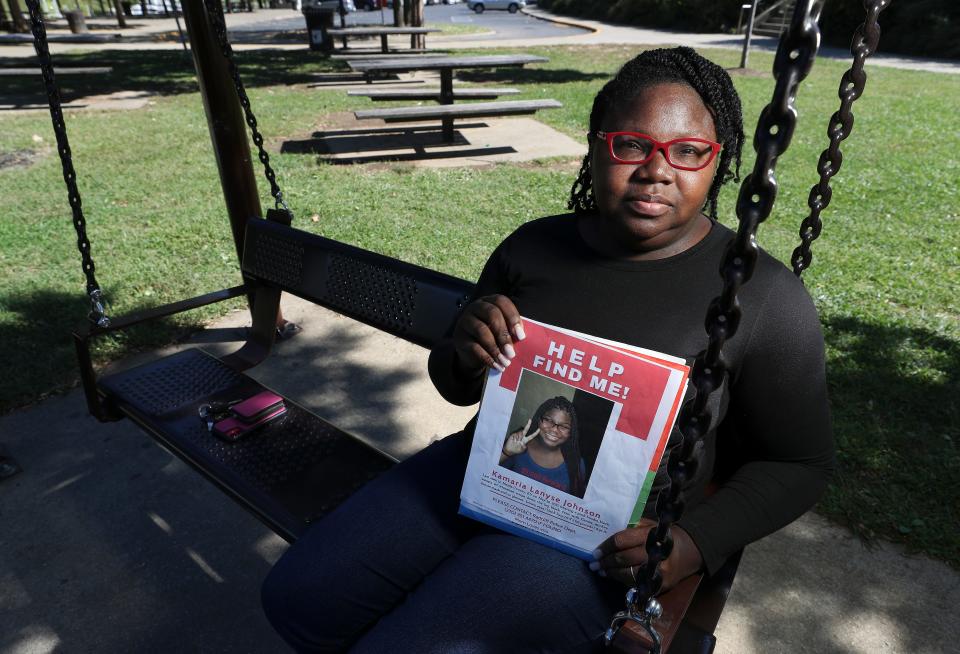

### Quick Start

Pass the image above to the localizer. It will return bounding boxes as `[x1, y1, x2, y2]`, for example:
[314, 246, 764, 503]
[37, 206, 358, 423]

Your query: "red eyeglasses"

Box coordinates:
[593, 131, 721, 171]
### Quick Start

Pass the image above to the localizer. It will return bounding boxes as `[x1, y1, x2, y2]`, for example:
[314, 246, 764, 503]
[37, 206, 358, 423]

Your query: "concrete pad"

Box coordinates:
[291, 115, 585, 167]
[714, 512, 959, 654]
[0, 90, 155, 113]
[0, 384, 290, 653]
[2, 296, 959, 653]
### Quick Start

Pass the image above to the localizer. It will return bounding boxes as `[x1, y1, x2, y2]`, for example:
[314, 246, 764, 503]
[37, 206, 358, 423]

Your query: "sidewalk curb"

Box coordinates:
[520, 6, 598, 35]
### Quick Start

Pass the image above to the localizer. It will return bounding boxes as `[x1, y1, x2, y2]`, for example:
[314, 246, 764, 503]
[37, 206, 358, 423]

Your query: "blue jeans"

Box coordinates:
[261, 431, 624, 653]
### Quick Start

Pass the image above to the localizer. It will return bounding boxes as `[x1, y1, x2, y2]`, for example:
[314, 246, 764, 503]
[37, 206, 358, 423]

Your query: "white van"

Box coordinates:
[466, 0, 525, 13]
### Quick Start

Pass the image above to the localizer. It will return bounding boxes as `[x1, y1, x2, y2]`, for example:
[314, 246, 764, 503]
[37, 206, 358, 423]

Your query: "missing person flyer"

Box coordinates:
[459, 318, 690, 560]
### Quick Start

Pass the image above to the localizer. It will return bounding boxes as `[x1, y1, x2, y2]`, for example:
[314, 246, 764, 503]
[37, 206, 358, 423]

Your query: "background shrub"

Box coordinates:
[539, 0, 959, 59]
[539, 0, 748, 32]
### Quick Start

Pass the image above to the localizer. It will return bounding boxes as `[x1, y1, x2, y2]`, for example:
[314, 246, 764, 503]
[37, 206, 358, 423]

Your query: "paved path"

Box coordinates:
[517, 8, 960, 76]
[229, 3, 588, 39]
[1, 7, 958, 654]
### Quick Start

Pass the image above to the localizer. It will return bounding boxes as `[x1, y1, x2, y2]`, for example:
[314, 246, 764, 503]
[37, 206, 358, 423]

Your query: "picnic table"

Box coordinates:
[325, 26, 441, 53]
[347, 54, 560, 142]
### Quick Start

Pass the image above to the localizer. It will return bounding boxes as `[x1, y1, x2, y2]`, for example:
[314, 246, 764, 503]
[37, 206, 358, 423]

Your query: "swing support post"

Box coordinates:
[180, 0, 262, 274]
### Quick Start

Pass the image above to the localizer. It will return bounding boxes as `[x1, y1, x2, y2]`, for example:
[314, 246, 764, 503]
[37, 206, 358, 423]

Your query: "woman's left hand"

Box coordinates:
[590, 519, 704, 593]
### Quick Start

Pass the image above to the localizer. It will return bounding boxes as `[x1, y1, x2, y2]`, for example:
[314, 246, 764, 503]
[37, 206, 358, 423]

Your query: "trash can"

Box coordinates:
[63, 9, 89, 34]
[302, 7, 335, 52]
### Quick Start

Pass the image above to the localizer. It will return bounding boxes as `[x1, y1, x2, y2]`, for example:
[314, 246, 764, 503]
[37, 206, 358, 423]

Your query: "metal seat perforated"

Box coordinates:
[99, 348, 393, 539]
[326, 253, 418, 334]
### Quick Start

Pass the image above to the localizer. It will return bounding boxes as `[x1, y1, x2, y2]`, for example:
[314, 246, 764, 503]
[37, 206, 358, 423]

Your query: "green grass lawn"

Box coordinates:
[433, 21, 490, 35]
[0, 44, 957, 568]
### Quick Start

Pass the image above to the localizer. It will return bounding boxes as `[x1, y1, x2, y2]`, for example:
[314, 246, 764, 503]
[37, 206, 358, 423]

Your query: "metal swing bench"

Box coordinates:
[28, 0, 889, 649]
[29, 0, 475, 542]
[76, 214, 473, 541]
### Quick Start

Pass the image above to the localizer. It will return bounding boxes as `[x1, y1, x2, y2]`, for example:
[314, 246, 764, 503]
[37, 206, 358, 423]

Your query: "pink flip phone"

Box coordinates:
[230, 391, 285, 423]
[212, 392, 286, 441]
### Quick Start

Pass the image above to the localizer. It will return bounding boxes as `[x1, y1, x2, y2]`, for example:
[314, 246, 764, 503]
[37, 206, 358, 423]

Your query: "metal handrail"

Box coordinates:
[751, 0, 796, 30]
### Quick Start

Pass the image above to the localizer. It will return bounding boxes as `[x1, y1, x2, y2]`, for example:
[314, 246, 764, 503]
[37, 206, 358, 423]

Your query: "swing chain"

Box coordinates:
[202, 0, 291, 216]
[608, 0, 824, 645]
[25, 0, 110, 328]
[791, 0, 891, 276]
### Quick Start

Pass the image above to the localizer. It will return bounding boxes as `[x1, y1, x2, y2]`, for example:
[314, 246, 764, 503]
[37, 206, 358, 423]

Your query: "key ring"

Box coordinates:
[198, 400, 242, 432]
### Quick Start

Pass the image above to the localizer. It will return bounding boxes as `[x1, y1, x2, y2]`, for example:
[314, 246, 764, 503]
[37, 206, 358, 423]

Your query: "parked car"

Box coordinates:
[302, 0, 356, 11]
[466, 0, 524, 13]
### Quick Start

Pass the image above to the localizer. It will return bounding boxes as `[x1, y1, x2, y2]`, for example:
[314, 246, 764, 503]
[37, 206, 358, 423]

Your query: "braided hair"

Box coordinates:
[568, 46, 744, 220]
[523, 396, 585, 497]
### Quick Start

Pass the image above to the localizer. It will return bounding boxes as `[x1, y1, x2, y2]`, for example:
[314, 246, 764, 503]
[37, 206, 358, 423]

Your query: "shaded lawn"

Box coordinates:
[0, 44, 956, 567]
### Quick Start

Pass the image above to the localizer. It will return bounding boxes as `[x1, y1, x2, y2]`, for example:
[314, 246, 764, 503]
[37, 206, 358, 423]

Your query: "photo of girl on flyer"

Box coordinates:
[499, 396, 588, 498]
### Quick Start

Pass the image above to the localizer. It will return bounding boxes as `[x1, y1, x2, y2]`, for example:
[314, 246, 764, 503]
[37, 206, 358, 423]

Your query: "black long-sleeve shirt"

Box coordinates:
[429, 214, 835, 574]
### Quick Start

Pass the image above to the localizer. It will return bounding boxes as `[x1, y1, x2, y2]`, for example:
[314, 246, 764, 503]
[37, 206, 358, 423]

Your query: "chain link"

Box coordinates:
[607, 1, 827, 648]
[202, 0, 291, 215]
[25, 0, 109, 327]
[791, 0, 892, 276]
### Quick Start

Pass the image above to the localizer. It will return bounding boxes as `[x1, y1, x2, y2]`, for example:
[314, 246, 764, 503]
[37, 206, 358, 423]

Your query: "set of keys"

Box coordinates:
[198, 391, 287, 441]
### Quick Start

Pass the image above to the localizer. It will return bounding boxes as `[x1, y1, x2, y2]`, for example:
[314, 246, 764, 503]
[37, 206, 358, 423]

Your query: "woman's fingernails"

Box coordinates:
[588, 561, 600, 571]
[514, 323, 526, 341]
[503, 343, 516, 359]
[497, 353, 511, 368]
[491, 361, 505, 373]
[592, 549, 602, 560]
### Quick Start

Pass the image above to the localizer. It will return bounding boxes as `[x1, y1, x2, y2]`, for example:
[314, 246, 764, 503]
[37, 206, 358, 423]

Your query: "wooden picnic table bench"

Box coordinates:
[354, 99, 562, 122]
[0, 33, 120, 44]
[325, 26, 441, 53]
[347, 54, 556, 142]
[0, 66, 111, 76]
[346, 53, 549, 77]
[347, 87, 521, 101]
[329, 51, 442, 60]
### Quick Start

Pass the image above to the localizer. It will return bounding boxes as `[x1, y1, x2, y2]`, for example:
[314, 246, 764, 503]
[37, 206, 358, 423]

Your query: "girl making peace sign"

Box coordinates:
[499, 396, 587, 497]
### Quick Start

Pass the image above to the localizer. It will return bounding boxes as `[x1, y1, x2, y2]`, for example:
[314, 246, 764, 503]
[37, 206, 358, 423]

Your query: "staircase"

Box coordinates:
[744, 0, 825, 37]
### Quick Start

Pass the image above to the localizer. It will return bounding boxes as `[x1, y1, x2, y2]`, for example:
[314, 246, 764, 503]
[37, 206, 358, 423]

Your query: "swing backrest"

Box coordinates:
[241, 218, 473, 350]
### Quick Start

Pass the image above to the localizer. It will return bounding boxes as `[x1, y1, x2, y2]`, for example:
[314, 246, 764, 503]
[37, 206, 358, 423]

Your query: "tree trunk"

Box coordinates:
[392, 0, 402, 26]
[7, 0, 30, 33]
[140, 0, 147, 16]
[410, 0, 423, 48]
[0, 0, 10, 32]
[112, 0, 126, 25]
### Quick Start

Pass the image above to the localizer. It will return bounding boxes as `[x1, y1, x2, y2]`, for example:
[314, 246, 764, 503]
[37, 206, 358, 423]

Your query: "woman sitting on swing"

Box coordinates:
[261, 46, 834, 653]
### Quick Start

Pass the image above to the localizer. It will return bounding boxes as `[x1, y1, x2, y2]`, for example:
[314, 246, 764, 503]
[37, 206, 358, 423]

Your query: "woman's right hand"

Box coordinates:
[452, 294, 525, 375]
[502, 419, 539, 457]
